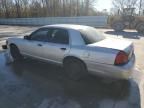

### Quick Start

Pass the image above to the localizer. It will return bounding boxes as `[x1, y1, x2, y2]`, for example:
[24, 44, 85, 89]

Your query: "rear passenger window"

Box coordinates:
[51, 29, 69, 44]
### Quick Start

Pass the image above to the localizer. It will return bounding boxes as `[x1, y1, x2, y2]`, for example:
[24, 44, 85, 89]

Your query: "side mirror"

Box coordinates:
[24, 35, 31, 40]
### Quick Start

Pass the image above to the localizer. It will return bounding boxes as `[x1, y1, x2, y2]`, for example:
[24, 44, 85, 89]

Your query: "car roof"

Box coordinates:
[42, 24, 91, 30]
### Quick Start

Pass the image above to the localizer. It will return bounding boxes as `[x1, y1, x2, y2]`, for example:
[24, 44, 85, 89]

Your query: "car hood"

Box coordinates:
[88, 38, 133, 51]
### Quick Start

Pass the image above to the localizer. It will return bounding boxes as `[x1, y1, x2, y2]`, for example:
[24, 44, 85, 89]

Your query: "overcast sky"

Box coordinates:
[96, 0, 112, 11]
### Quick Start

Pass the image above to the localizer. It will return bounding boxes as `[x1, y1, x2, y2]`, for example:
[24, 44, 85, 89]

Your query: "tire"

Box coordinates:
[112, 21, 125, 32]
[63, 58, 87, 81]
[136, 22, 144, 34]
[10, 44, 23, 61]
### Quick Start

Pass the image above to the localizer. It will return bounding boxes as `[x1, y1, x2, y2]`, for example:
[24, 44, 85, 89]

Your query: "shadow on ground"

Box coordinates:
[0, 53, 141, 108]
[105, 31, 144, 39]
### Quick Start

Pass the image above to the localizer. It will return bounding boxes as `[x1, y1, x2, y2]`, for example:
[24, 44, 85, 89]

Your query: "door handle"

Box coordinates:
[60, 48, 66, 50]
[37, 44, 43, 47]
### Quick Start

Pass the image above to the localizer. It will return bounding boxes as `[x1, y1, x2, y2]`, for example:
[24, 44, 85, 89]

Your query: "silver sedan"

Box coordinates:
[3, 24, 135, 80]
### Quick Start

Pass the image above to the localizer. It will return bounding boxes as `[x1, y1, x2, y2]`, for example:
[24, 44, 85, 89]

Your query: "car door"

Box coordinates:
[21, 28, 49, 59]
[42, 28, 70, 64]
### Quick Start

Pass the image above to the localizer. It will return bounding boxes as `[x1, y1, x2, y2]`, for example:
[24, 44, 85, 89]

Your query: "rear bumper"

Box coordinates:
[2, 45, 7, 49]
[86, 55, 135, 80]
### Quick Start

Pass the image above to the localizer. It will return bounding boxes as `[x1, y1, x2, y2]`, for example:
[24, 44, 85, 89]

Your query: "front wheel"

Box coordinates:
[64, 59, 87, 81]
[112, 21, 125, 32]
[10, 45, 23, 61]
[136, 22, 144, 34]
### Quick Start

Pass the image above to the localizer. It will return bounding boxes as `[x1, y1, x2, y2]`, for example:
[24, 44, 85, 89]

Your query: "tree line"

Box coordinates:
[0, 0, 97, 18]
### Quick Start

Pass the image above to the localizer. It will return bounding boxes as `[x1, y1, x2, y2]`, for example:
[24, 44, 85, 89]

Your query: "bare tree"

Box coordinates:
[0, 0, 98, 18]
[21, 0, 29, 17]
[84, 0, 97, 15]
[1, 0, 11, 18]
[14, 0, 22, 17]
[138, 0, 144, 15]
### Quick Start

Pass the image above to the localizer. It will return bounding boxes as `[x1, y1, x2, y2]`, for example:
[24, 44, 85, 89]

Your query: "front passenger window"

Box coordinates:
[30, 29, 49, 42]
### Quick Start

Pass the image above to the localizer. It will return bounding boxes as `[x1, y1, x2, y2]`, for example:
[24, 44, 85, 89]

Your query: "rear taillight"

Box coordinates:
[115, 51, 128, 65]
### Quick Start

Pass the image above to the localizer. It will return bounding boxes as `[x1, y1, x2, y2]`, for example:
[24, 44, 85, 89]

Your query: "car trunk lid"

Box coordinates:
[89, 38, 134, 61]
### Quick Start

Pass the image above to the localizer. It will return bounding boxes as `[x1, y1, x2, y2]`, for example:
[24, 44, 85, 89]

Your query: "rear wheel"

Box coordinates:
[64, 58, 87, 81]
[112, 21, 125, 32]
[136, 22, 144, 34]
[10, 44, 23, 61]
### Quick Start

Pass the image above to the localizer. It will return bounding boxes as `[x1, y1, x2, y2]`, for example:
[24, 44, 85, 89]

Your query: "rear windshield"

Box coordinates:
[79, 27, 105, 44]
